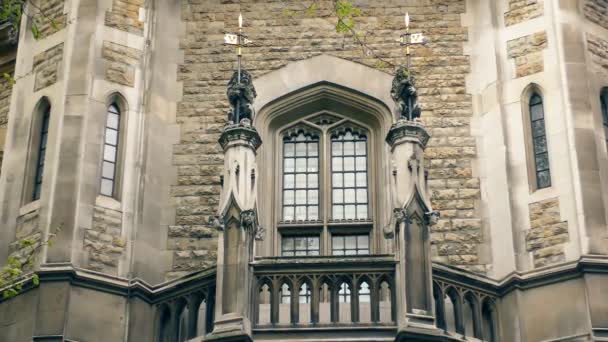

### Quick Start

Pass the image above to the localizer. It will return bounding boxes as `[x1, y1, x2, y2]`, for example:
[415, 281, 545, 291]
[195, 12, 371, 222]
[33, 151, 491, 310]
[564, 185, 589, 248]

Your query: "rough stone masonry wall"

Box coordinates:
[507, 32, 548, 78]
[105, 0, 145, 35]
[584, 0, 608, 31]
[33, 43, 64, 91]
[0, 70, 12, 127]
[173, 0, 486, 277]
[587, 34, 608, 72]
[504, 0, 543, 26]
[102, 41, 142, 87]
[33, 0, 67, 38]
[83, 206, 126, 274]
[8, 209, 42, 268]
[526, 198, 569, 267]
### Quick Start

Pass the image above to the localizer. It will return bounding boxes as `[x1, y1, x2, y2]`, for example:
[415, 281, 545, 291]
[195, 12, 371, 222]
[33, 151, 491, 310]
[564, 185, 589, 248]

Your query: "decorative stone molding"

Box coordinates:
[385, 119, 430, 149]
[218, 123, 262, 152]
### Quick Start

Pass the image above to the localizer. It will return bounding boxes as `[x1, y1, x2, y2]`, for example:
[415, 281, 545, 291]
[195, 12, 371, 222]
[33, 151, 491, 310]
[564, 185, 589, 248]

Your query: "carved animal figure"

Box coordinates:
[227, 69, 257, 124]
[390, 66, 421, 120]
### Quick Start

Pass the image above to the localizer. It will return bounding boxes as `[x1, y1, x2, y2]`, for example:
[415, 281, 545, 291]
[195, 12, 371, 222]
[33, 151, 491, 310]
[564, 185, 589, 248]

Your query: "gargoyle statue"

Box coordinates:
[227, 69, 257, 124]
[391, 66, 421, 120]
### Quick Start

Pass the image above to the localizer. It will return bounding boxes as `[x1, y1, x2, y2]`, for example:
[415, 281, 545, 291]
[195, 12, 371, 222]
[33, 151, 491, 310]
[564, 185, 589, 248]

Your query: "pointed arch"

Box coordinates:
[24, 96, 52, 203]
[521, 83, 551, 191]
[100, 92, 128, 199]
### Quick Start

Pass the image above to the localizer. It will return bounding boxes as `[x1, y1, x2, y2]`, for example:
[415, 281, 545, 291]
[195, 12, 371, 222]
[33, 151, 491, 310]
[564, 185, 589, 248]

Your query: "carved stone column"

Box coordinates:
[208, 69, 262, 342]
[384, 120, 442, 340]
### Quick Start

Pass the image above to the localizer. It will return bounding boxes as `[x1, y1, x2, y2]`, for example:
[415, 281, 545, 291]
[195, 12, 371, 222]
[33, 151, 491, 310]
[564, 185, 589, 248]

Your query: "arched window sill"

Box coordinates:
[19, 199, 41, 217]
[95, 195, 121, 211]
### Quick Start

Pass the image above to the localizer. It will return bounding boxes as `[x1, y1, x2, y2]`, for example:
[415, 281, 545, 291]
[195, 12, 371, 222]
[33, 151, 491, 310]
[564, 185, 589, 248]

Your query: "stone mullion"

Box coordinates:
[472, 295, 483, 339]
[169, 301, 181, 341]
[205, 289, 215, 334]
[291, 280, 299, 324]
[186, 295, 201, 339]
[454, 293, 465, 335]
[270, 279, 280, 324]
[311, 278, 320, 324]
[330, 283, 339, 323]
[351, 277, 359, 323]
[370, 278, 380, 323]
[434, 286, 446, 330]
[253, 282, 261, 326]
[390, 278, 397, 323]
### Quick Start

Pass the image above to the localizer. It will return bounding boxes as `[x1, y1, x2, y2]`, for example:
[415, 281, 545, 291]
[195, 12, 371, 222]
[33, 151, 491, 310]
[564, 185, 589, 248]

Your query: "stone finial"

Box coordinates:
[227, 69, 257, 125]
[391, 66, 421, 121]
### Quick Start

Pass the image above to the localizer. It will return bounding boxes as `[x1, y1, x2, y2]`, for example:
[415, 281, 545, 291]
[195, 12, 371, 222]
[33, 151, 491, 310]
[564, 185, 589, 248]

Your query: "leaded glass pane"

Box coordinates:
[104, 145, 117, 163]
[332, 234, 370, 255]
[529, 94, 551, 189]
[33, 109, 50, 201]
[284, 174, 294, 189]
[105, 129, 118, 145]
[102, 161, 115, 179]
[530, 104, 544, 121]
[331, 129, 369, 220]
[281, 235, 320, 256]
[100, 178, 114, 196]
[107, 113, 119, 129]
[282, 131, 319, 221]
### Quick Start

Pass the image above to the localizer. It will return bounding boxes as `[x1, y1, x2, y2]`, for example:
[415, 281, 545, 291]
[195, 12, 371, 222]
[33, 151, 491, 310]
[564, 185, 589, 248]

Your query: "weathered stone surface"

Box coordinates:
[584, 0, 608, 31]
[33, 0, 67, 38]
[525, 198, 569, 268]
[507, 32, 547, 78]
[33, 43, 64, 91]
[504, 0, 543, 26]
[587, 34, 608, 72]
[83, 206, 125, 274]
[0, 68, 13, 127]
[105, 0, 145, 35]
[102, 41, 142, 87]
[172, 0, 485, 275]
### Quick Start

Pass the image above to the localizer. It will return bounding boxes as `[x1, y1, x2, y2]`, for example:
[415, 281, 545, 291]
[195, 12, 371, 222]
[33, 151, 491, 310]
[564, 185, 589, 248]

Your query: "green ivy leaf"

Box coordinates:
[32, 274, 39, 286]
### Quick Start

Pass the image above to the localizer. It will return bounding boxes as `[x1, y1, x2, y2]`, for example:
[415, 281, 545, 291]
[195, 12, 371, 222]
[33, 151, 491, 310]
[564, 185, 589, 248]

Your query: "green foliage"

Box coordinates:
[1, 0, 61, 40]
[0, 227, 61, 300]
[334, 0, 361, 34]
[0, 0, 25, 31]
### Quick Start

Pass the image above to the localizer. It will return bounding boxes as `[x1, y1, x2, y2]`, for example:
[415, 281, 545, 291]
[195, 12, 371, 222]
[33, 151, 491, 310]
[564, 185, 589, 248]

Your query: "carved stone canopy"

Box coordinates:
[218, 123, 262, 151]
[391, 66, 421, 121]
[385, 119, 430, 149]
[227, 69, 257, 125]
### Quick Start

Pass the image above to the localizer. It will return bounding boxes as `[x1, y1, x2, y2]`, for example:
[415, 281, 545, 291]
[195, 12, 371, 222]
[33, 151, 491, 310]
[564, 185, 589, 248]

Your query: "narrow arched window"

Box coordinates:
[282, 129, 319, 221]
[32, 106, 50, 201]
[100, 103, 121, 197]
[601, 88, 608, 149]
[529, 94, 551, 189]
[331, 129, 368, 220]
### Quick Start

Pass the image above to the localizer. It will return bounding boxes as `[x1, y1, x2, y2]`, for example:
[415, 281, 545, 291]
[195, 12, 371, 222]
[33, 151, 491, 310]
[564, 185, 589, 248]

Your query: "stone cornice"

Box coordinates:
[1, 256, 606, 304]
[218, 123, 262, 151]
[385, 119, 430, 149]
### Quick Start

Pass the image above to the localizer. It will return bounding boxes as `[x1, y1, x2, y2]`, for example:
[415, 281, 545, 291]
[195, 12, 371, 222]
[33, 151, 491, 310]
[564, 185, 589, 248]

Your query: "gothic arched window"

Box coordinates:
[277, 113, 373, 257]
[100, 103, 121, 197]
[32, 105, 50, 201]
[529, 93, 551, 189]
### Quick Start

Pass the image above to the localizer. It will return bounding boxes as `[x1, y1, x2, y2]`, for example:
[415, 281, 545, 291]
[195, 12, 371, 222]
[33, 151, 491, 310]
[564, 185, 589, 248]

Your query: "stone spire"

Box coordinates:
[386, 15, 440, 340]
[207, 15, 261, 342]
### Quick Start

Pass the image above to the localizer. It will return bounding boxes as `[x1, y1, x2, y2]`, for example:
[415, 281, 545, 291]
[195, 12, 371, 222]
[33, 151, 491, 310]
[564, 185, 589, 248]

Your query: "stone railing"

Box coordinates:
[432, 263, 499, 342]
[252, 255, 397, 328]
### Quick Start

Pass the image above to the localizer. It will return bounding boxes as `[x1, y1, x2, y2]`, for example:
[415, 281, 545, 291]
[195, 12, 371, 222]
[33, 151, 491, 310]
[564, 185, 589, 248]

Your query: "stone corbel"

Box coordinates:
[384, 208, 407, 239]
[424, 211, 440, 226]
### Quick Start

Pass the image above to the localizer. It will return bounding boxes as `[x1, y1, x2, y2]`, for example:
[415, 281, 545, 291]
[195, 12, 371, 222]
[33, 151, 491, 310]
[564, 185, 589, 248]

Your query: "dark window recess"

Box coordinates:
[529, 94, 551, 189]
[33, 108, 50, 201]
[332, 234, 369, 256]
[281, 235, 320, 256]
[100, 104, 120, 197]
[330, 130, 369, 220]
[282, 131, 319, 221]
[602, 90, 608, 149]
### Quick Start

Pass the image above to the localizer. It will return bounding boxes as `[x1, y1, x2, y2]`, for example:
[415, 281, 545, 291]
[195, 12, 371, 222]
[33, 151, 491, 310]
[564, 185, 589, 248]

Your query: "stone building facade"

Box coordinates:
[0, 0, 607, 341]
